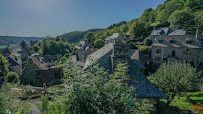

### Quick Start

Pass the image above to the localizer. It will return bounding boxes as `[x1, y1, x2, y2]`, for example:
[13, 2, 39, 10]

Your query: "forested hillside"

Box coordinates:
[0, 36, 45, 46]
[81, 0, 203, 44]
[58, 29, 103, 43]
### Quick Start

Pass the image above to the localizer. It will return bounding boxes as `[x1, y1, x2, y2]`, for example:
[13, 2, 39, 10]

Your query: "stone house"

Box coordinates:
[8, 55, 22, 75]
[105, 31, 127, 45]
[21, 56, 63, 86]
[75, 40, 96, 62]
[1, 41, 30, 60]
[84, 33, 167, 107]
[151, 27, 203, 67]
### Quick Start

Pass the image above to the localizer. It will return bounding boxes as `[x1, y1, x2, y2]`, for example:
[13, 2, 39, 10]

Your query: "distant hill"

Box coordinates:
[0, 36, 45, 46]
[58, 29, 103, 43]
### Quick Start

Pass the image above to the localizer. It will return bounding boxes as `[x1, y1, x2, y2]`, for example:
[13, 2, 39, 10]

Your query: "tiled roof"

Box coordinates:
[152, 35, 202, 48]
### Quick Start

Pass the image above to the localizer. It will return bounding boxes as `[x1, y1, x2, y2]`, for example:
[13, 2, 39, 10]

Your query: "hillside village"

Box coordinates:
[0, 26, 202, 113]
[0, 0, 203, 113]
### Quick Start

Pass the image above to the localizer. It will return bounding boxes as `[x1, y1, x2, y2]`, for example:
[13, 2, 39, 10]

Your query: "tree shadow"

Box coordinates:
[157, 101, 181, 114]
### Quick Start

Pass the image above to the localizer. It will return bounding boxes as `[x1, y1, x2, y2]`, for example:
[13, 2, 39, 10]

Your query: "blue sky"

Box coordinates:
[0, 0, 166, 37]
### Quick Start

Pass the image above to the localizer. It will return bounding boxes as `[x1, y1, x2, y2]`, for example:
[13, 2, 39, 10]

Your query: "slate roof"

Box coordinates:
[8, 55, 20, 66]
[43, 55, 59, 63]
[127, 49, 151, 64]
[32, 57, 48, 70]
[167, 29, 186, 35]
[150, 27, 169, 35]
[151, 27, 186, 36]
[105, 33, 120, 40]
[152, 35, 202, 48]
[84, 43, 167, 98]
[128, 60, 167, 98]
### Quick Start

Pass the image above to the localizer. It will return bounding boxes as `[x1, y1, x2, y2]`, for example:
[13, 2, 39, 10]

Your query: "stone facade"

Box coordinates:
[75, 40, 96, 62]
[151, 27, 203, 67]
[21, 56, 63, 86]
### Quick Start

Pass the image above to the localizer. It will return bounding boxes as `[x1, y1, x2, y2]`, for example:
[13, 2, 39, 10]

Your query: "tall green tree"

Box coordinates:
[150, 61, 201, 105]
[168, 10, 194, 29]
[48, 59, 153, 113]
[94, 39, 104, 48]
[0, 54, 9, 77]
[128, 21, 145, 41]
[84, 32, 95, 43]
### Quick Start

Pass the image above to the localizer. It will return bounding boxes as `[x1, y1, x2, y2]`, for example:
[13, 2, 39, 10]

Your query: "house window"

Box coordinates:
[155, 57, 161, 61]
[155, 49, 162, 54]
[172, 51, 175, 56]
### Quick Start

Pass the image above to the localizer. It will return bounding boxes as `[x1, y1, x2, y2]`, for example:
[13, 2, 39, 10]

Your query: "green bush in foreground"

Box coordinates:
[44, 59, 153, 113]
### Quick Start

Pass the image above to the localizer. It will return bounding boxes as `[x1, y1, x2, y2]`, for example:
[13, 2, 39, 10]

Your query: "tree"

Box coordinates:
[5, 72, 19, 83]
[94, 39, 104, 48]
[0, 54, 9, 77]
[84, 32, 95, 43]
[55, 36, 60, 41]
[41, 41, 49, 56]
[128, 21, 145, 41]
[48, 59, 153, 113]
[168, 10, 194, 29]
[144, 38, 153, 46]
[150, 61, 201, 106]
[33, 44, 39, 52]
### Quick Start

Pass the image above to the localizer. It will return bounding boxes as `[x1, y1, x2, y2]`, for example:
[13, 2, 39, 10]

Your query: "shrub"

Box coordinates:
[5, 72, 19, 83]
[144, 38, 153, 46]
[94, 39, 105, 48]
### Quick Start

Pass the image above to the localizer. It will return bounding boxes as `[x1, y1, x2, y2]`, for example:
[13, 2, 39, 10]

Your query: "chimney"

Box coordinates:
[196, 28, 201, 40]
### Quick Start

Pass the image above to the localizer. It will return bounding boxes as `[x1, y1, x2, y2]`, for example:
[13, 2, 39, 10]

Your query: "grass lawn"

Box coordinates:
[158, 91, 203, 114]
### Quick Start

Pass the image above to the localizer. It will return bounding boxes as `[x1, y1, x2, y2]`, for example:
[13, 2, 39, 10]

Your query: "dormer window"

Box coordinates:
[169, 38, 174, 43]
[185, 38, 192, 43]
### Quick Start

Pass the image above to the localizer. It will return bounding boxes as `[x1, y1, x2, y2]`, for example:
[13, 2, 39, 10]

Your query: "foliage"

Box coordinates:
[168, 10, 194, 29]
[158, 92, 203, 113]
[37, 95, 67, 114]
[128, 42, 137, 49]
[47, 59, 153, 113]
[144, 38, 153, 46]
[33, 44, 40, 52]
[5, 71, 20, 83]
[94, 39, 104, 48]
[192, 104, 203, 113]
[0, 83, 32, 113]
[128, 21, 145, 41]
[58, 29, 103, 43]
[150, 61, 201, 105]
[35, 38, 74, 56]
[0, 54, 9, 77]
[84, 32, 95, 43]
[137, 45, 152, 57]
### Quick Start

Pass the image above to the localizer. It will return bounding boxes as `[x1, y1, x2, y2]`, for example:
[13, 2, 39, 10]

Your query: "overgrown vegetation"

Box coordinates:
[33, 38, 75, 56]
[44, 59, 153, 113]
[150, 61, 202, 106]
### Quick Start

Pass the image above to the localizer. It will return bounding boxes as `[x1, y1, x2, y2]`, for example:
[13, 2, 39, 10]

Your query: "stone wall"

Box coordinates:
[152, 46, 202, 66]
[21, 61, 39, 85]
